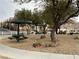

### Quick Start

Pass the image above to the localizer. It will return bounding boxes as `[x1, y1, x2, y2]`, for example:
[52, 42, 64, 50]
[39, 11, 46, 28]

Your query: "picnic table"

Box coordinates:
[8, 33, 28, 42]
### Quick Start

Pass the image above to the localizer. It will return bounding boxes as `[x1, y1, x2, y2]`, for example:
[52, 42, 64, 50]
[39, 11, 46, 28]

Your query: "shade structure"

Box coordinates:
[7, 19, 32, 42]
[8, 19, 32, 24]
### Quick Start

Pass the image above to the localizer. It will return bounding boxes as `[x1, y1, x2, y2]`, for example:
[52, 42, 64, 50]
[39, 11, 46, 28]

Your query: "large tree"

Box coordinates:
[14, 0, 79, 45]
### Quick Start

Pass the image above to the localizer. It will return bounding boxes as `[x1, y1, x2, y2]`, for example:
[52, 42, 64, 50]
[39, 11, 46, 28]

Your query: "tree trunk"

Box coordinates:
[58, 26, 60, 34]
[40, 25, 46, 39]
[56, 28, 58, 34]
[35, 24, 38, 34]
[50, 25, 57, 44]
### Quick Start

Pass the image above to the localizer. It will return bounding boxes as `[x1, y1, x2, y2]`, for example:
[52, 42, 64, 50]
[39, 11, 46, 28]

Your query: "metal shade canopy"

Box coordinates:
[8, 19, 32, 42]
[8, 19, 32, 24]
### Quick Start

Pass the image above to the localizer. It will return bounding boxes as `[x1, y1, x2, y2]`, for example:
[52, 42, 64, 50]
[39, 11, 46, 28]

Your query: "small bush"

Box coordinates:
[74, 36, 79, 40]
[45, 43, 58, 47]
[69, 32, 73, 35]
[33, 42, 41, 48]
[40, 35, 46, 39]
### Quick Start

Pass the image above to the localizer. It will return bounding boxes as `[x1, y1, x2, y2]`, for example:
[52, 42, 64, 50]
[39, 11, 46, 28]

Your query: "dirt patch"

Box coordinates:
[0, 56, 11, 59]
[0, 34, 79, 55]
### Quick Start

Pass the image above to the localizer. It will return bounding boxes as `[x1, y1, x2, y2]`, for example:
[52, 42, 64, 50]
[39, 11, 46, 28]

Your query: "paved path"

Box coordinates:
[0, 44, 79, 59]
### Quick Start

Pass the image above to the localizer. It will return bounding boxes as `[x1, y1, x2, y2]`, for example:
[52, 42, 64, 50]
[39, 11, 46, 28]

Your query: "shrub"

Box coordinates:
[33, 42, 41, 48]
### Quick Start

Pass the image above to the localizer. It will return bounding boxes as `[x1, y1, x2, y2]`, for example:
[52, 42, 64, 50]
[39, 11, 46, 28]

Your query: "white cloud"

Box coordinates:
[0, 0, 35, 22]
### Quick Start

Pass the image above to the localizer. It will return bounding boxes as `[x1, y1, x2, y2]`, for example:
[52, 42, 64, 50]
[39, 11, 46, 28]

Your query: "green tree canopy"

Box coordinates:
[14, 9, 32, 20]
[32, 10, 43, 25]
[14, 8, 44, 26]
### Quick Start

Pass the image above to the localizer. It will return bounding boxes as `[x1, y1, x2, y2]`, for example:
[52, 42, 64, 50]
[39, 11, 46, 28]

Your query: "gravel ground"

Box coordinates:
[0, 34, 79, 55]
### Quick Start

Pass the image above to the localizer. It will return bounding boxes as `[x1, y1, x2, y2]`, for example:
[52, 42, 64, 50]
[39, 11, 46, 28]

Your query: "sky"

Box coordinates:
[0, 0, 36, 22]
[0, 0, 79, 22]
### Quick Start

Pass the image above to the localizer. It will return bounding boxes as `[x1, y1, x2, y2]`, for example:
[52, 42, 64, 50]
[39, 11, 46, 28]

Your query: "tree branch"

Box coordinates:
[60, 10, 79, 25]
[66, 0, 72, 9]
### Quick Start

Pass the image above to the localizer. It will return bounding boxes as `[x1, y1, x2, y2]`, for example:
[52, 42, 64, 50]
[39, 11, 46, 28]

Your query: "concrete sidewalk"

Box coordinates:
[0, 44, 78, 59]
